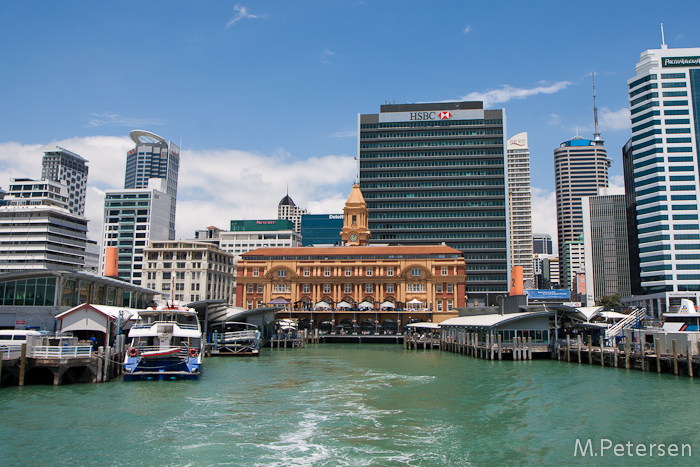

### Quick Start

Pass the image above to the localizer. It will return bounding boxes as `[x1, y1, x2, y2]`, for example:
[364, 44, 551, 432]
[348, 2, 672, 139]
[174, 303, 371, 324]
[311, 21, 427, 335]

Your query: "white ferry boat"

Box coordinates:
[123, 303, 203, 381]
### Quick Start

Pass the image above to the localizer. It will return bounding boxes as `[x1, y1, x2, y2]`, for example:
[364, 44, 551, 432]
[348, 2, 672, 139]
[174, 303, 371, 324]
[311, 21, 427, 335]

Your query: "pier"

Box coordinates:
[0, 335, 126, 386]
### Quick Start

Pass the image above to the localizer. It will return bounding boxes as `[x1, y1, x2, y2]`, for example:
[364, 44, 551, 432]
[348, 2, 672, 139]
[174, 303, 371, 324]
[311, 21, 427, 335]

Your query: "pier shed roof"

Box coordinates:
[439, 311, 552, 329]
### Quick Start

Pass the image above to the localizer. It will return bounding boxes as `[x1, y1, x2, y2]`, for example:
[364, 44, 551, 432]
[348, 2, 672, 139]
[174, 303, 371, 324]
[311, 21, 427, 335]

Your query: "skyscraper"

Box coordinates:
[100, 178, 172, 285]
[623, 44, 700, 316]
[554, 134, 611, 288]
[506, 132, 533, 287]
[582, 191, 631, 306]
[41, 146, 88, 216]
[532, 233, 553, 255]
[125, 130, 179, 239]
[358, 101, 507, 303]
[278, 193, 308, 235]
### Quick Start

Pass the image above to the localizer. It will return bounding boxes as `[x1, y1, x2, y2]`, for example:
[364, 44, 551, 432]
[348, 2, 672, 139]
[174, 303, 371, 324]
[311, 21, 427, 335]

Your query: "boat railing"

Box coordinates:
[217, 330, 257, 342]
[0, 344, 23, 360]
[132, 321, 200, 331]
[128, 345, 194, 356]
[30, 345, 93, 358]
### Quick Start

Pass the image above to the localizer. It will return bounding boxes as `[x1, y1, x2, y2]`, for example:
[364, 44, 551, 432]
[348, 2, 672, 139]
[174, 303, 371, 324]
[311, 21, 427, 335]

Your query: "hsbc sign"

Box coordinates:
[378, 108, 483, 123]
[409, 111, 452, 121]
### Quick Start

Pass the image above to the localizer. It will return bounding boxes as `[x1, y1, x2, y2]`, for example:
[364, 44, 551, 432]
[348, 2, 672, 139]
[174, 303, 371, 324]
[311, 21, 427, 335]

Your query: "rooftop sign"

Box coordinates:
[379, 108, 484, 123]
[662, 56, 700, 67]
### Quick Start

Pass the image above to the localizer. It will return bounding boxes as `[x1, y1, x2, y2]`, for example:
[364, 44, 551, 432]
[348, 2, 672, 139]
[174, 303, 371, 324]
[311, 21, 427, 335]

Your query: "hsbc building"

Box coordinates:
[358, 101, 508, 303]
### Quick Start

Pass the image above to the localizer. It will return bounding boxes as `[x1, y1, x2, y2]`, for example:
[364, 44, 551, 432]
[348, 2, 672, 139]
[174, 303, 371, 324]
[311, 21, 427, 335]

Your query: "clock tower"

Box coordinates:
[340, 184, 371, 246]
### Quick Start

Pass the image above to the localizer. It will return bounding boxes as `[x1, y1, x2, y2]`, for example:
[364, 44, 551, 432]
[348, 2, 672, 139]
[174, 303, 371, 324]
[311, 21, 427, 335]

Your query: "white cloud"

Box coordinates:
[530, 186, 558, 252]
[0, 138, 356, 244]
[226, 4, 263, 27]
[86, 112, 164, 128]
[463, 25, 472, 34]
[461, 81, 572, 107]
[599, 107, 630, 131]
[608, 175, 626, 195]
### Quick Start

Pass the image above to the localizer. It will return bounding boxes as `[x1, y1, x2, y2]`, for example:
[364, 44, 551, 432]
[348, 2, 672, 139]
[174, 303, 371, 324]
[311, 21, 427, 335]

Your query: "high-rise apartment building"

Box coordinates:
[124, 130, 179, 239]
[622, 45, 700, 316]
[41, 146, 88, 216]
[278, 194, 308, 235]
[554, 136, 611, 287]
[100, 178, 172, 285]
[0, 178, 87, 271]
[506, 132, 533, 286]
[358, 101, 508, 303]
[532, 233, 553, 255]
[582, 191, 631, 306]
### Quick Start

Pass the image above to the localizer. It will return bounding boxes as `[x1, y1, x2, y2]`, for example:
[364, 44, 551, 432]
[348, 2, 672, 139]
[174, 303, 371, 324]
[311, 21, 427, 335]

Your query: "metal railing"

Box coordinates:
[605, 308, 647, 340]
[131, 321, 200, 331]
[1, 345, 23, 359]
[217, 330, 257, 343]
[30, 346, 93, 358]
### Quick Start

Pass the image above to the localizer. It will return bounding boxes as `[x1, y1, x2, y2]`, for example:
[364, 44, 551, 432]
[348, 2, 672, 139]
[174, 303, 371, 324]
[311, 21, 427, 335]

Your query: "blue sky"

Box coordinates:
[2, 1, 700, 246]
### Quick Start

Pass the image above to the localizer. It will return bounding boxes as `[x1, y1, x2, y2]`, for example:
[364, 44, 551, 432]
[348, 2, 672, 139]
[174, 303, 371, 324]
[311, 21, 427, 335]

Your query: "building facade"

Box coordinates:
[124, 130, 179, 240]
[582, 192, 631, 305]
[532, 233, 553, 255]
[0, 179, 87, 272]
[236, 245, 467, 313]
[142, 241, 235, 305]
[99, 179, 172, 285]
[554, 136, 611, 287]
[41, 146, 88, 216]
[300, 214, 344, 246]
[506, 132, 533, 286]
[562, 238, 585, 292]
[533, 254, 560, 289]
[358, 101, 507, 303]
[278, 194, 308, 235]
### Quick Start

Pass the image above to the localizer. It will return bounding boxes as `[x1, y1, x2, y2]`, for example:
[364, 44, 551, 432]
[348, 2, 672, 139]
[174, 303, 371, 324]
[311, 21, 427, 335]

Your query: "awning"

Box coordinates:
[358, 301, 373, 309]
[408, 299, 422, 305]
[337, 301, 351, 309]
[380, 301, 395, 309]
[406, 322, 440, 330]
[268, 298, 290, 305]
[314, 301, 330, 309]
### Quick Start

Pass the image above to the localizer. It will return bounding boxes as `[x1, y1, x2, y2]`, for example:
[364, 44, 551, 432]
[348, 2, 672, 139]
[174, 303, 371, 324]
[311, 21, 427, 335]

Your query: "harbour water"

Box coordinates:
[2, 344, 699, 466]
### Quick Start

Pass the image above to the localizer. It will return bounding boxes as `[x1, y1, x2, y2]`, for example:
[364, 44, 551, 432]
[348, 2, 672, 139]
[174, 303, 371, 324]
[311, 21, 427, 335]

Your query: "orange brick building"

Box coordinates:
[235, 185, 466, 326]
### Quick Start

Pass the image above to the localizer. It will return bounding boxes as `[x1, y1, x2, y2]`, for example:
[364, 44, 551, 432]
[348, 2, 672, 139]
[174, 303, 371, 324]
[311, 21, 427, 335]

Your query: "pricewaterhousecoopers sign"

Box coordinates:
[662, 56, 700, 67]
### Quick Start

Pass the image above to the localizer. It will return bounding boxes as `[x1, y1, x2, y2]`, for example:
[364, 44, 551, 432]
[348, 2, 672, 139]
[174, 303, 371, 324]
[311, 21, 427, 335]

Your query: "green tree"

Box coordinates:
[599, 294, 621, 309]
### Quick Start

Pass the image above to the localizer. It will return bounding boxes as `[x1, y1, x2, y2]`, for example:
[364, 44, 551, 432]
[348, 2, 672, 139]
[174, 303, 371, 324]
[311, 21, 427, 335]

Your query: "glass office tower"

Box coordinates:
[358, 101, 507, 303]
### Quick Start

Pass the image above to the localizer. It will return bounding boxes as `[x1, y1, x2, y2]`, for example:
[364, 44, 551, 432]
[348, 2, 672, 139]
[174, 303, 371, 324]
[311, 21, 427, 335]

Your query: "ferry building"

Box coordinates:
[236, 185, 466, 323]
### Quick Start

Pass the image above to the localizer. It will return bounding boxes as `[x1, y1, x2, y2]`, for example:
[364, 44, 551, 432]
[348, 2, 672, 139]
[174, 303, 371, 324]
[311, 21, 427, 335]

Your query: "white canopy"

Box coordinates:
[337, 301, 351, 309]
[408, 299, 423, 305]
[314, 301, 330, 309]
[358, 301, 373, 310]
[380, 301, 395, 309]
[407, 322, 440, 330]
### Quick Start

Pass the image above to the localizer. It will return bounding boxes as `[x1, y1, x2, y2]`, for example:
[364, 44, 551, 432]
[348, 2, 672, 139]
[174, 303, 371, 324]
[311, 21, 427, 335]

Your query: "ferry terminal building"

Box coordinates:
[236, 185, 466, 328]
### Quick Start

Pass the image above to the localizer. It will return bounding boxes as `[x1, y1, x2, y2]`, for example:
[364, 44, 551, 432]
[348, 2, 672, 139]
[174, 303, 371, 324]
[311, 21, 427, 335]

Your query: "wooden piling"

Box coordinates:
[624, 335, 630, 369]
[600, 340, 604, 367]
[577, 335, 582, 364]
[588, 335, 593, 366]
[527, 337, 532, 360]
[614, 348, 618, 368]
[498, 334, 502, 361]
[566, 335, 570, 362]
[655, 337, 661, 373]
[687, 340, 693, 378]
[19, 343, 27, 387]
[96, 347, 103, 383]
[672, 339, 678, 375]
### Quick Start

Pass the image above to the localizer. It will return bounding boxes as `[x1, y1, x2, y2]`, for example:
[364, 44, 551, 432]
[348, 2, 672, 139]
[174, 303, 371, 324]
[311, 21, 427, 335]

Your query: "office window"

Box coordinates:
[387, 284, 394, 293]
[442, 267, 448, 276]
[325, 268, 331, 277]
[345, 284, 352, 294]
[303, 284, 310, 294]
[436, 283, 443, 293]
[304, 268, 310, 277]
[366, 267, 372, 276]
[411, 268, 421, 277]
[277, 270, 287, 278]
[324, 284, 330, 293]
[253, 268, 259, 277]
[247, 284, 253, 293]
[365, 284, 372, 293]
[345, 268, 351, 276]
[387, 267, 394, 276]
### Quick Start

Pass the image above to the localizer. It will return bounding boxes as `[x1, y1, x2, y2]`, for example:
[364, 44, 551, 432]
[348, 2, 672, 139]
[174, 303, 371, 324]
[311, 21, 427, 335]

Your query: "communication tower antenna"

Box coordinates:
[661, 23, 667, 49]
[592, 72, 602, 143]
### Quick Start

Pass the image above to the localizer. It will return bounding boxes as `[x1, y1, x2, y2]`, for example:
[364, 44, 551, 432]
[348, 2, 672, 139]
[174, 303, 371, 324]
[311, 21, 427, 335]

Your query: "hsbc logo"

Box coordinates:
[409, 111, 452, 121]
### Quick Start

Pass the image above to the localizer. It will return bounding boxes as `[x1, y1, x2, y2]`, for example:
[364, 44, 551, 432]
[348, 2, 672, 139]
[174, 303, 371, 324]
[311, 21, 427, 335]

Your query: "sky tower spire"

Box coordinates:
[592, 72, 603, 143]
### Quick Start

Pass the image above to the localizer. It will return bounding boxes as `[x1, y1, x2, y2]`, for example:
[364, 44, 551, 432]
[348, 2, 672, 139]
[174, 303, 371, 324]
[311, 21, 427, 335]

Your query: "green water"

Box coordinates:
[1, 344, 699, 466]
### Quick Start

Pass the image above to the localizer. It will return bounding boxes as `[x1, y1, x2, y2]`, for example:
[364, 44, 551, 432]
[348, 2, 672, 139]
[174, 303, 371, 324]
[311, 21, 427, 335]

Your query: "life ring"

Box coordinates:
[189, 347, 198, 358]
[128, 347, 138, 357]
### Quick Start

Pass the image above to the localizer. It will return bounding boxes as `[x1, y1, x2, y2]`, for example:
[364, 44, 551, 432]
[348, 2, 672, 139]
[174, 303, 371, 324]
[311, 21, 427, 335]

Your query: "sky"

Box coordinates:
[2, 1, 700, 250]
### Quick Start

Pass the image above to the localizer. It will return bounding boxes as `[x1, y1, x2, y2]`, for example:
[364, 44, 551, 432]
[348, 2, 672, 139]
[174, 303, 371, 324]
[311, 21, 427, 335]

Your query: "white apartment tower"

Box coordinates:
[506, 132, 534, 287]
[41, 146, 88, 216]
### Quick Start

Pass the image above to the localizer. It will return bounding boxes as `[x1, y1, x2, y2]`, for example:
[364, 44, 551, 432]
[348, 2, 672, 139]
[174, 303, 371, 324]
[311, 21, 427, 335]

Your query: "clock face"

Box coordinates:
[349, 234, 358, 242]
